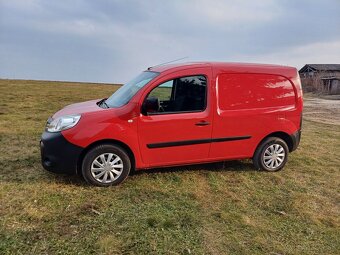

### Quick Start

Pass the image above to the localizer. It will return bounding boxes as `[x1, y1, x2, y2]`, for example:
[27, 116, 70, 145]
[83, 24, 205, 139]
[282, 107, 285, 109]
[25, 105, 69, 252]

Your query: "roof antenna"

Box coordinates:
[147, 56, 188, 70]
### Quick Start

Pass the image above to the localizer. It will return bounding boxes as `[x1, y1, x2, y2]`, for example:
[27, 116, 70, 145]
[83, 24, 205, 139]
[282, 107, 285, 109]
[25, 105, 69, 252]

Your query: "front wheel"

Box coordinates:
[253, 137, 289, 172]
[82, 144, 131, 186]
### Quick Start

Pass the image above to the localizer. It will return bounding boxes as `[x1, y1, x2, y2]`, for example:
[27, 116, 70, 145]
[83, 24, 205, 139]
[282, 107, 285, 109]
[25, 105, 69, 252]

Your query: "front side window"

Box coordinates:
[106, 71, 159, 108]
[143, 75, 207, 114]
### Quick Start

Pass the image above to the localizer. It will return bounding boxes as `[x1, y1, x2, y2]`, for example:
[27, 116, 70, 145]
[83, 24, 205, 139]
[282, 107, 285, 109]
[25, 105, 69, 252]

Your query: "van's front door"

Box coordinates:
[138, 69, 213, 167]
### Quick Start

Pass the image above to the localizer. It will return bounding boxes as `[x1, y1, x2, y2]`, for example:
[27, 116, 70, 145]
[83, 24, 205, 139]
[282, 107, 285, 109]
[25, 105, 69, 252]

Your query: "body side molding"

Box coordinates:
[147, 136, 251, 149]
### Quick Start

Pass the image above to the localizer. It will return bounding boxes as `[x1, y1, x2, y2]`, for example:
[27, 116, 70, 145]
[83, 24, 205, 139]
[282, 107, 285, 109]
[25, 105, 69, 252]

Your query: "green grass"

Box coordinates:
[0, 79, 339, 254]
[149, 87, 172, 101]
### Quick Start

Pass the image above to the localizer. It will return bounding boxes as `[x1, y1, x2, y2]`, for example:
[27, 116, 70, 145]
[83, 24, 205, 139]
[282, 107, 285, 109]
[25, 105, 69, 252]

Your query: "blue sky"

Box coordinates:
[0, 0, 339, 83]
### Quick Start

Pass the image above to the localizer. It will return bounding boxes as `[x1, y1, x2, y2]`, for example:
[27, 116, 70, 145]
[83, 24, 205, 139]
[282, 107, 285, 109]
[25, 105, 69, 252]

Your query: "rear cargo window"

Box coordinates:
[218, 73, 295, 110]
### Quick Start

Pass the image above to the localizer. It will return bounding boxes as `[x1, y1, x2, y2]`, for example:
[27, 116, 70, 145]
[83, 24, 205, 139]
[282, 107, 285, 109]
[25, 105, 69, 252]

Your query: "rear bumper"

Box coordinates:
[290, 129, 301, 152]
[40, 131, 83, 174]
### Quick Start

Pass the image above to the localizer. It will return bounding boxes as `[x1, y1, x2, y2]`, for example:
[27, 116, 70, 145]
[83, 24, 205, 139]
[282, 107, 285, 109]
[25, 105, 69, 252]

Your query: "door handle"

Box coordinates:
[195, 121, 210, 126]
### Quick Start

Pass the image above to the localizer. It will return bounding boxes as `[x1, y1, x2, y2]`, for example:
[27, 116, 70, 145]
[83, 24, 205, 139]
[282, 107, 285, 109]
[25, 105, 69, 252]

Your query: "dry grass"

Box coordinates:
[0, 79, 339, 254]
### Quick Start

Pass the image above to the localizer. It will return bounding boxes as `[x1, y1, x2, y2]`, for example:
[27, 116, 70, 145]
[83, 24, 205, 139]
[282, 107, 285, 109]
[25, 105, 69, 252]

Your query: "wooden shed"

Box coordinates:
[299, 64, 340, 94]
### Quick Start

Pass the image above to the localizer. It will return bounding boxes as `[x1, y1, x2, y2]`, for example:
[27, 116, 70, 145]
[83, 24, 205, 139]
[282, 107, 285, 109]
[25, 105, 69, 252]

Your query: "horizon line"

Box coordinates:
[0, 77, 123, 86]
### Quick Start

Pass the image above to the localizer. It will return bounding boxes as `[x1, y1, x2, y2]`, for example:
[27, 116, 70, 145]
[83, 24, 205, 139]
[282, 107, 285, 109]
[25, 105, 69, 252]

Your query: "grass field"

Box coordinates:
[0, 79, 339, 255]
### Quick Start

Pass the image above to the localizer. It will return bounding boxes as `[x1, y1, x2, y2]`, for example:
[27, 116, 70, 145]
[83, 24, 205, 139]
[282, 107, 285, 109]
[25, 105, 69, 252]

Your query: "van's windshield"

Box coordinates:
[105, 71, 159, 108]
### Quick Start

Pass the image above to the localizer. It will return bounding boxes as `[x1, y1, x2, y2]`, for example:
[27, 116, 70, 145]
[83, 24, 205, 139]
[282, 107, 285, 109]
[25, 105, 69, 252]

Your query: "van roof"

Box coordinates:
[148, 62, 297, 76]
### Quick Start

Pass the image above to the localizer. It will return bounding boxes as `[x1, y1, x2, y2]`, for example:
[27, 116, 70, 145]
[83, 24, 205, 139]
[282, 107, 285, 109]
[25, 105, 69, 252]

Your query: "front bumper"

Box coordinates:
[40, 131, 83, 174]
[290, 129, 301, 152]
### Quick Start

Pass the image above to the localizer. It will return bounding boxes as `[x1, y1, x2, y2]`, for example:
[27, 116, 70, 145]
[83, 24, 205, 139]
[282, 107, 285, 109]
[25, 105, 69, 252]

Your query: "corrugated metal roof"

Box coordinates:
[300, 64, 340, 72]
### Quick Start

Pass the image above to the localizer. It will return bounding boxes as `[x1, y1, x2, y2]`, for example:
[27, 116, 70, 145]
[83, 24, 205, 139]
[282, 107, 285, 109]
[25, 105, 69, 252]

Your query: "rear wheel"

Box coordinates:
[253, 137, 288, 172]
[82, 144, 131, 186]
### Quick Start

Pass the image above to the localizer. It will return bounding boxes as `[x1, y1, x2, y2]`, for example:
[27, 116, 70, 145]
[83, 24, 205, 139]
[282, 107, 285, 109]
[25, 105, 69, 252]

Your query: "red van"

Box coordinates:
[40, 62, 303, 186]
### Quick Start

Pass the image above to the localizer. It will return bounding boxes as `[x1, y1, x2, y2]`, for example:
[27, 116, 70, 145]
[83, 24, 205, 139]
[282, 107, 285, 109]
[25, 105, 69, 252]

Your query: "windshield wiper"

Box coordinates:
[102, 100, 109, 109]
[97, 98, 109, 109]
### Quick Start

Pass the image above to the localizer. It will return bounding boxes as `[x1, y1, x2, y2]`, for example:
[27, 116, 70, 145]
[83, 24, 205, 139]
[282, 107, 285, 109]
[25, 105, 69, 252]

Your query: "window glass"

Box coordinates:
[106, 71, 159, 108]
[144, 75, 207, 114]
[149, 80, 173, 101]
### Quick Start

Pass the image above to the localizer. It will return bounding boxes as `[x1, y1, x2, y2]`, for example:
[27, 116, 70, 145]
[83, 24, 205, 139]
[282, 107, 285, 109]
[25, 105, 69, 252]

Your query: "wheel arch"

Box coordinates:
[77, 139, 136, 175]
[254, 131, 294, 157]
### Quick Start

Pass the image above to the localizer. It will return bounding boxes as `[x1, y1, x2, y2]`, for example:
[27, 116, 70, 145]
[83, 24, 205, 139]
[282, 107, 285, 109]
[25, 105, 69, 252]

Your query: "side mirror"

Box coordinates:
[142, 97, 160, 115]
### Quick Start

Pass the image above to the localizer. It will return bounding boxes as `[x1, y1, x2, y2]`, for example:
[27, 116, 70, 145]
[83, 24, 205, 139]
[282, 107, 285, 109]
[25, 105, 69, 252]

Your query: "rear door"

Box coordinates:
[138, 68, 213, 167]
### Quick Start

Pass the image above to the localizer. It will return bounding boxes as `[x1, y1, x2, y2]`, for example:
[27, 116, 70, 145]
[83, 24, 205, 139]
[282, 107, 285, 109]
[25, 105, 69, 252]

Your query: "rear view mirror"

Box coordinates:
[142, 97, 160, 115]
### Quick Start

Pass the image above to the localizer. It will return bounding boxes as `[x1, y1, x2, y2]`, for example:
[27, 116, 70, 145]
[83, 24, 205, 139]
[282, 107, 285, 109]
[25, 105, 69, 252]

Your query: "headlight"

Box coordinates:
[46, 115, 81, 132]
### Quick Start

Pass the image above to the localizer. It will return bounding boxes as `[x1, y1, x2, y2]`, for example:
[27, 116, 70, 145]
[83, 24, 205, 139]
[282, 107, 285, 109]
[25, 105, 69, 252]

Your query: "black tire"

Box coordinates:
[82, 144, 131, 187]
[253, 137, 289, 172]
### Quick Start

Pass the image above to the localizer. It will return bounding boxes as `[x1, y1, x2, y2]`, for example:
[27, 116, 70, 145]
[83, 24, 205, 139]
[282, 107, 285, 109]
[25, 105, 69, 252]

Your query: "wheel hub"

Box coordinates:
[103, 164, 111, 172]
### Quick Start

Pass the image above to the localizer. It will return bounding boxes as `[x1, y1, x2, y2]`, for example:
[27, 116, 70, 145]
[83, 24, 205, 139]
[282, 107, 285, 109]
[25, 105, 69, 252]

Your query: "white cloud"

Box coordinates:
[176, 0, 282, 25]
[236, 40, 340, 69]
[0, 0, 43, 13]
[32, 19, 99, 36]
